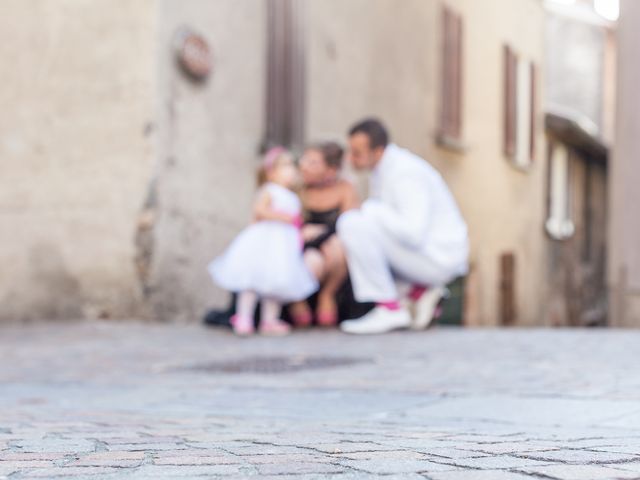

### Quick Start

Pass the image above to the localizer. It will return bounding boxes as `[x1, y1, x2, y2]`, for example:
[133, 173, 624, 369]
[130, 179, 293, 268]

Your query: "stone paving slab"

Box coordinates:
[426, 471, 534, 480]
[518, 464, 640, 479]
[3, 322, 640, 478]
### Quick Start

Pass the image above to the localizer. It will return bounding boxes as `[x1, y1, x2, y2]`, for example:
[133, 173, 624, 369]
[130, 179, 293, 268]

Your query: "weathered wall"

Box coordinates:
[1, 0, 550, 326]
[545, 13, 605, 129]
[150, 0, 441, 323]
[544, 4, 612, 327]
[308, 0, 546, 326]
[306, 0, 439, 152]
[609, 0, 640, 327]
[445, 0, 547, 327]
[147, 0, 265, 321]
[544, 6, 616, 146]
[0, 0, 157, 321]
[547, 154, 608, 327]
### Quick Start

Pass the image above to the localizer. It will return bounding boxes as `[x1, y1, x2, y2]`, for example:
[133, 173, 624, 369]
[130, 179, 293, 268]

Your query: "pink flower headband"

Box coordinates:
[263, 146, 288, 171]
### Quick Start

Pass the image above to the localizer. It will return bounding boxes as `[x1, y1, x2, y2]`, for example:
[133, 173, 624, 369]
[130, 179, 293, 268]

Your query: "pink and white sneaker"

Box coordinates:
[409, 286, 446, 330]
[230, 315, 255, 336]
[340, 307, 411, 335]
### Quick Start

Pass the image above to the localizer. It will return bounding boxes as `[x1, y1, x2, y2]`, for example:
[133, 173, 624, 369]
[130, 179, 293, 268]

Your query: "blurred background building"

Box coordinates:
[544, 0, 616, 327]
[610, 0, 640, 327]
[1, 0, 634, 327]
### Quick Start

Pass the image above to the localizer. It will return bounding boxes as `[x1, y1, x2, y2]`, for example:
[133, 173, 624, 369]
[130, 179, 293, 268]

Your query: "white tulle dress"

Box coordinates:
[208, 182, 318, 302]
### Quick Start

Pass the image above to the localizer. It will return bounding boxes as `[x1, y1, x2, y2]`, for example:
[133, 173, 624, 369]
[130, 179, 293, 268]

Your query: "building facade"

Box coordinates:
[609, 0, 640, 327]
[543, 0, 616, 326]
[0, 0, 157, 321]
[1, 0, 557, 325]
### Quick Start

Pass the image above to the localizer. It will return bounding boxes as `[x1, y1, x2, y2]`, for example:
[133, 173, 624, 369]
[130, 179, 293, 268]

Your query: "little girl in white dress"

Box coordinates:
[208, 148, 319, 336]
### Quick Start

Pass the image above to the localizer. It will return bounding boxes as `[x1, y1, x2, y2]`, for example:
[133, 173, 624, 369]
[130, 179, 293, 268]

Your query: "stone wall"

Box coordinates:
[0, 0, 157, 321]
[145, 0, 266, 321]
[545, 13, 606, 130]
[0, 0, 550, 326]
[609, 0, 640, 327]
[307, 0, 547, 326]
[444, 0, 547, 326]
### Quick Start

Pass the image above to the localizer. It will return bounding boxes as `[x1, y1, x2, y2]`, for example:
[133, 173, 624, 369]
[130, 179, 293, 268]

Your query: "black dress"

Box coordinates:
[203, 208, 374, 327]
[303, 207, 340, 250]
[301, 208, 374, 322]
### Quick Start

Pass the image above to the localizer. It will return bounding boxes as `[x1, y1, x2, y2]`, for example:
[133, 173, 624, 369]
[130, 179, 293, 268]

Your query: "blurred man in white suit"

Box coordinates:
[338, 119, 469, 334]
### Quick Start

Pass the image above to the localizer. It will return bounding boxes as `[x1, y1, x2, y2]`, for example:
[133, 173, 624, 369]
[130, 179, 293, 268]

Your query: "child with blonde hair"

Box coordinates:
[208, 147, 318, 336]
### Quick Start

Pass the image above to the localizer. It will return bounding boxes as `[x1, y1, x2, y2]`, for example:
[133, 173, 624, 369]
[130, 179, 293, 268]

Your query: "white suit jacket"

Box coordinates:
[364, 144, 469, 276]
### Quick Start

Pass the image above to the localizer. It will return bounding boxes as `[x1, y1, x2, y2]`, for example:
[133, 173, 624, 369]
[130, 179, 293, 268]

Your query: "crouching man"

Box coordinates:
[338, 118, 469, 334]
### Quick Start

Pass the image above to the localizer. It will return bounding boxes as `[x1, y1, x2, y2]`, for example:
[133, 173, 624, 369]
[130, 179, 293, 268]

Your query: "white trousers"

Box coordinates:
[337, 210, 458, 303]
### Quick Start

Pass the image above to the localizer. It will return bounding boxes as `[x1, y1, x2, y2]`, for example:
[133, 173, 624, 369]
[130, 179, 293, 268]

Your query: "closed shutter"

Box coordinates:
[452, 11, 463, 139]
[530, 63, 537, 162]
[500, 252, 517, 326]
[515, 57, 532, 166]
[440, 6, 463, 141]
[503, 45, 517, 158]
[265, 0, 305, 151]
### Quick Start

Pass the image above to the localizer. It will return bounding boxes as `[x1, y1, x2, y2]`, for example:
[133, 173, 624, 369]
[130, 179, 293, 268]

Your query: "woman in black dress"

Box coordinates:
[289, 141, 373, 327]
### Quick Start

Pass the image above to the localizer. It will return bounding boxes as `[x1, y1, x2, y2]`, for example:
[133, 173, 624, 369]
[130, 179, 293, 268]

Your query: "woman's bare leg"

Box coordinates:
[290, 249, 326, 327]
[305, 248, 326, 281]
[317, 236, 348, 326]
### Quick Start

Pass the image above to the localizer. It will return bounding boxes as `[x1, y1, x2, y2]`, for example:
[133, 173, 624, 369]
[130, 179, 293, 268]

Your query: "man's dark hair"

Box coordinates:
[348, 118, 390, 149]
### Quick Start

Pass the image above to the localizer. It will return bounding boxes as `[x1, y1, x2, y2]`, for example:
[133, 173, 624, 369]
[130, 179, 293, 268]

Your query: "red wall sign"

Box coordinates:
[175, 28, 212, 81]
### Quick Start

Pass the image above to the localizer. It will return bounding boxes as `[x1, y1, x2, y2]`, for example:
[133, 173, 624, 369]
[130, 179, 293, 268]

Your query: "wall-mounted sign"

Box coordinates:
[174, 27, 212, 81]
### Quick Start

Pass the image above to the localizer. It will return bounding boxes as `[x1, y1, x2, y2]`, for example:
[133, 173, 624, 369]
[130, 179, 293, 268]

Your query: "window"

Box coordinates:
[546, 141, 575, 240]
[503, 45, 537, 167]
[264, 0, 305, 151]
[438, 5, 463, 144]
[594, 0, 619, 21]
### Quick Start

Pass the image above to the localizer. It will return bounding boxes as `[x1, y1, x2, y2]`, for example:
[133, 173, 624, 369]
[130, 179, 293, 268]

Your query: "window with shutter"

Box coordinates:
[515, 57, 532, 167]
[546, 141, 574, 240]
[264, 0, 305, 152]
[504, 45, 517, 158]
[503, 44, 537, 168]
[530, 63, 537, 162]
[438, 5, 464, 145]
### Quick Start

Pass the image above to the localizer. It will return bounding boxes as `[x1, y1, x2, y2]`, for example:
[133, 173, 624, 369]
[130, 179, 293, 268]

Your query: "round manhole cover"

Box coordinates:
[184, 355, 370, 374]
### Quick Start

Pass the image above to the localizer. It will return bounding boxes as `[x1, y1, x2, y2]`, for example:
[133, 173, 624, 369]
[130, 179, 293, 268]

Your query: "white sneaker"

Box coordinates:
[340, 307, 411, 335]
[410, 286, 446, 330]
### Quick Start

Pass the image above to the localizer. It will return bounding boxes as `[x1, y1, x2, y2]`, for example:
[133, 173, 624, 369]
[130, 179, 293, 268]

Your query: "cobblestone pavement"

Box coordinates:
[2, 323, 640, 479]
